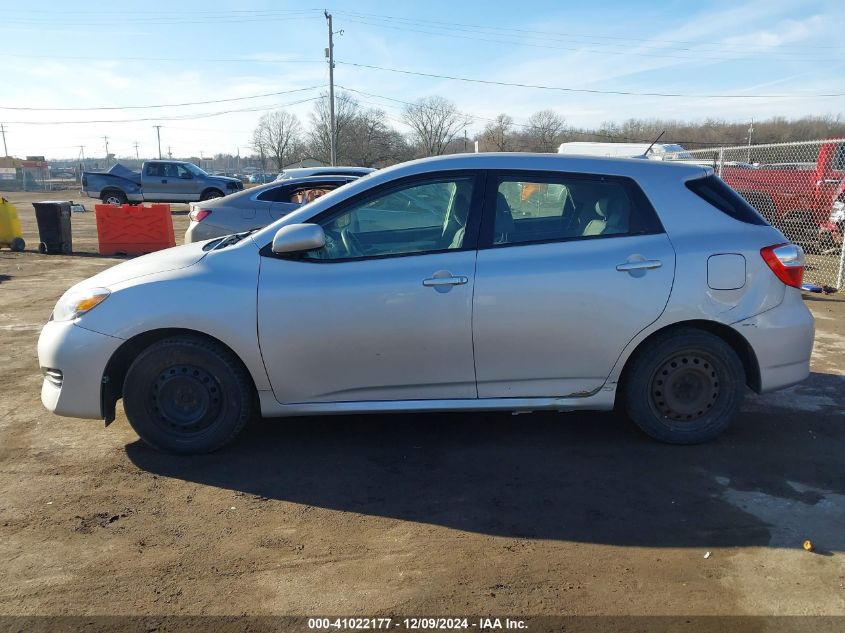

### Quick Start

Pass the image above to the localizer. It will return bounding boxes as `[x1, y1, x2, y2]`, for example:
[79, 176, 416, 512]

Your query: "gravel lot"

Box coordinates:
[1, 191, 844, 619]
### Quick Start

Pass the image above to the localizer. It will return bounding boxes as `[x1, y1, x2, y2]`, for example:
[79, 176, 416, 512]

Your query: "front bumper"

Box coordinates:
[732, 288, 815, 393]
[37, 320, 124, 419]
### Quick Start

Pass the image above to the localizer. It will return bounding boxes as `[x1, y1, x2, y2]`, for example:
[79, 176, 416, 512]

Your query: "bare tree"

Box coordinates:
[250, 127, 269, 172]
[525, 110, 566, 152]
[309, 92, 361, 164]
[345, 108, 412, 167]
[403, 96, 470, 157]
[482, 113, 514, 151]
[253, 110, 302, 170]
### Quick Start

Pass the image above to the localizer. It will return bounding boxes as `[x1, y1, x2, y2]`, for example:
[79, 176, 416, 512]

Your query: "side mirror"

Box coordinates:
[271, 223, 326, 255]
[181, 172, 193, 179]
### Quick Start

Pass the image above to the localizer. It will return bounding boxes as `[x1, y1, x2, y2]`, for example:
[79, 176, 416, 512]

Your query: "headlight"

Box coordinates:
[831, 200, 845, 223]
[52, 287, 110, 321]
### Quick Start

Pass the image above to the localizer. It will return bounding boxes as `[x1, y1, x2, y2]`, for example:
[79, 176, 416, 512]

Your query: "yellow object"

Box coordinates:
[803, 540, 814, 552]
[0, 198, 25, 251]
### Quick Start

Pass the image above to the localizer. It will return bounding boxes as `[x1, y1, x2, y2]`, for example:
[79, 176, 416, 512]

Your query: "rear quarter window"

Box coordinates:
[686, 175, 768, 225]
[256, 185, 291, 203]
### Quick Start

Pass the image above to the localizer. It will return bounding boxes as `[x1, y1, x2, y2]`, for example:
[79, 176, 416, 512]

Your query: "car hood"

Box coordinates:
[73, 240, 210, 290]
[210, 176, 241, 185]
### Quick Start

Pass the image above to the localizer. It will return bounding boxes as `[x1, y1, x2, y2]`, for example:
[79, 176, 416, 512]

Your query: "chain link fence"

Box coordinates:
[664, 139, 845, 289]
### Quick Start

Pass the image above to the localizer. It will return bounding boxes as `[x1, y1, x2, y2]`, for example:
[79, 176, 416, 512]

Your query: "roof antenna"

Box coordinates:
[641, 130, 666, 158]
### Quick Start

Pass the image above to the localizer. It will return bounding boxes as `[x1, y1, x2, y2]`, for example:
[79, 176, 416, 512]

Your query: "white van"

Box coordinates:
[557, 142, 691, 160]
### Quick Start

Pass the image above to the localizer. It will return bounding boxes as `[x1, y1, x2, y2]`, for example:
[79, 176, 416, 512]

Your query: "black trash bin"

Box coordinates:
[33, 201, 73, 254]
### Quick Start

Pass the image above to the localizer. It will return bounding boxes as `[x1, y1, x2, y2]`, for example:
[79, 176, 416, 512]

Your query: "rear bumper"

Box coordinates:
[731, 288, 815, 393]
[37, 320, 123, 419]
[184, 220, 230, 243]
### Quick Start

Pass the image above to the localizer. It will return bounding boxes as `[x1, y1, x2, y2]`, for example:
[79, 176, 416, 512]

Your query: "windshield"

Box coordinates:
[661, 145, 694, 160]
[184, 163, 209, 177]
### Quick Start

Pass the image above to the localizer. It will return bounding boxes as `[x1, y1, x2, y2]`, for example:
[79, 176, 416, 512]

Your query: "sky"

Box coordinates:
[1, 0, 844, 160]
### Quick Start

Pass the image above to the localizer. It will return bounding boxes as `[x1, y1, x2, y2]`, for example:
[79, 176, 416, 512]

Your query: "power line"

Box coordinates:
[337, 16, 830, 64]
[0, 11, 321, 27]
[3, 95, 324, 125]
[336, 85, 757, 146]
[3, 53, 324, 65]
[334, 13, 844, 63]
[0, 84, 324, 111]
[332, 10, 845, 52]
[336, 61, 845, 99]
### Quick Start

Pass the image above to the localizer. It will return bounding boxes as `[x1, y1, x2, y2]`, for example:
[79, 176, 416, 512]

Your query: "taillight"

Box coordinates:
[189, 208, 211, 222]
[760, 243, 804, 288]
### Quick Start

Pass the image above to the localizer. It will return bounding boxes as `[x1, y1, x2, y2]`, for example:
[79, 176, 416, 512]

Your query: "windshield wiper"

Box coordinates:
[212, 228, 260, 251]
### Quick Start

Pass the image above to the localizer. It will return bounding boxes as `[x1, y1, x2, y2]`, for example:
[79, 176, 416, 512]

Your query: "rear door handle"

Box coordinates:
[616, 260, 662, 272]
[423, 276, 468, 287]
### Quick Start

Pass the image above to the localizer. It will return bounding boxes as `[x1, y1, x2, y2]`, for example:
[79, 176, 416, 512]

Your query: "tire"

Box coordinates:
[10, 237, 25, 252]
[200, 189, 224, 201]
[102, 190, 128, 206]
[122, 336, 255, 454]
[623, 328, 745, 444]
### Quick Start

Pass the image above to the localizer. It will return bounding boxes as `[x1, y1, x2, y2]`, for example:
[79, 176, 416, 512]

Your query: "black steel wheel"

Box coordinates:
[649, 352, 722, 422]
[623, 328, 745, 444]
[123, 336, 254, 454]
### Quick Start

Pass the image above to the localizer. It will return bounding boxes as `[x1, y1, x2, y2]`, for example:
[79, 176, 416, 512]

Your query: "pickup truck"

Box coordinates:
[82, 160, 243, 205]
[720, 141, 845, 252]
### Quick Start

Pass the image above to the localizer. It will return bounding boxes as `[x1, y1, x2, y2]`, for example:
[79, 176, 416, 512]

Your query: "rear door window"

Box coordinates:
[686, 175, 768, 225]
[483, 172, 663, 247]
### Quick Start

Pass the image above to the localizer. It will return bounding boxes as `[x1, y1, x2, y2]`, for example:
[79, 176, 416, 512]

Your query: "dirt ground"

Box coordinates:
[1, 191, 844, 620]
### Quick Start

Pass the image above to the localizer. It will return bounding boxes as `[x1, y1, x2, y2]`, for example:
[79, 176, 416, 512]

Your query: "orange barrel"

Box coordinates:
[94, 204, 176, 256]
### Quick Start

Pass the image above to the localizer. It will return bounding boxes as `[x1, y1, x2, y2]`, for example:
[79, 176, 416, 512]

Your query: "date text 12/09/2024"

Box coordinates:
[307, 618, 528, 630]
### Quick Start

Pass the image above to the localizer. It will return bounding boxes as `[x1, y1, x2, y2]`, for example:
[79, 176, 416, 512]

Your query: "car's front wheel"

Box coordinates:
[623, 328, 745, 444]
[123, 336, 254, 454]
[200, 189, 225, 201]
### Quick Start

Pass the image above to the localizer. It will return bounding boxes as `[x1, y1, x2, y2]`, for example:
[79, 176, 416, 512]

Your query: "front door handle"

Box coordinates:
[161, 179, 168, 184]
[423, 275, 468, 287]
[616, 260, 662, 272]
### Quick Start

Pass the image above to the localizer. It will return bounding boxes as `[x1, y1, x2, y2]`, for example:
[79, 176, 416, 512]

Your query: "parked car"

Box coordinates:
[248, 173, 276, 184]
[275, 166, 375, 181]
[717, 141, 845, 252]
[38, 153, 813, 454]
[82, 161, 243, 205]
[185, 174, 359, 243]
[558, 142, 693, 160]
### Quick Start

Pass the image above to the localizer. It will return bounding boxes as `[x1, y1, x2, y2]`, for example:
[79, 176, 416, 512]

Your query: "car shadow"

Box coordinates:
[126, 371, 845, 549]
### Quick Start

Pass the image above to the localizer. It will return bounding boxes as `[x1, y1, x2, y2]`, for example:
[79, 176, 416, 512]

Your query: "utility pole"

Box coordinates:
[103, 136, 109, 167]
[167, 146, 172, 159]
[153, 125, 163, 159]
[746, 118, 754, 163]
[78, 145, 85, 185]
[0, 123, 7, 157]
[133, 141, 140, 160]
[325, 11, 337, 166]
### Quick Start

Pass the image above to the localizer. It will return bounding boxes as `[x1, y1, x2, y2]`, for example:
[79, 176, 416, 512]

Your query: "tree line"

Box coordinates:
[249, 92, 845, 170]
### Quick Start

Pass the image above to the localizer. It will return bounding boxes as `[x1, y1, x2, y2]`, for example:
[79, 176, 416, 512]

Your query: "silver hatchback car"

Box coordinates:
[38, 153, 814, 454]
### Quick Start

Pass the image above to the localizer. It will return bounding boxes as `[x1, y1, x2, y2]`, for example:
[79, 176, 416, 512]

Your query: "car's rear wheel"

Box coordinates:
[123, 336, 254, 454]
[102, 190, 127, 206]
[623, 328, 745, 444]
